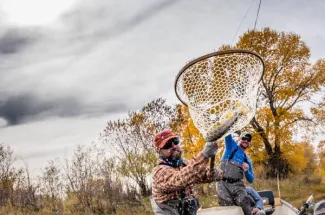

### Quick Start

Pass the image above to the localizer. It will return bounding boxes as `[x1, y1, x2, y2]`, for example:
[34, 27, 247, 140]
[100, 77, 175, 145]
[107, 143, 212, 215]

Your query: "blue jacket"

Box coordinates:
[222, 134, 254, 183]
[246, 187, 264, 209]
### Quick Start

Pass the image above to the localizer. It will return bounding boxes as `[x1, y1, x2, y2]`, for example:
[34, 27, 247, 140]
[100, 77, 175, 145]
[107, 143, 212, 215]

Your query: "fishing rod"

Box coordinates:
[298, 194, 314, 215]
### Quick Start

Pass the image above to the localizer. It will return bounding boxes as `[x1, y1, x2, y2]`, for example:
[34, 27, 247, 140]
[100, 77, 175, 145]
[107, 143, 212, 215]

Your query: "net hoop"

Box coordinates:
[175, 49, 265, 106]
[174, 49, 265, 137]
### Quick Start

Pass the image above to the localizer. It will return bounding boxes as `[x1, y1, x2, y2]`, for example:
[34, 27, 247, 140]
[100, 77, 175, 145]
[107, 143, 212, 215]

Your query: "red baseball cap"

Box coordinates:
[154, 129, 177, 148]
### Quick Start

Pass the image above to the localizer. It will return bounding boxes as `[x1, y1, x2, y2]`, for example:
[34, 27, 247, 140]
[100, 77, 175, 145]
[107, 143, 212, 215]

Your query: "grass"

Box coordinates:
[249, 175, 325, 209]
[0, 175, 324, 214]
[195, 174, 325, 210]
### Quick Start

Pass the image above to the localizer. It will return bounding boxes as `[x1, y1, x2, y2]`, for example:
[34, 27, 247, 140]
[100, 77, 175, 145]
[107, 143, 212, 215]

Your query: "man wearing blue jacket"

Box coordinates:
[246, 187, 266, 215]
[217, 132, 255, 215]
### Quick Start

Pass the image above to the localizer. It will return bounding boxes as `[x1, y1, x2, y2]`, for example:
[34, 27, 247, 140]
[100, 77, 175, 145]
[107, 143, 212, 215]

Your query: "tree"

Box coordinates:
[300, 141, 318, 175]
[0, 143, 19, 206]
[311, 94, 325, 128]
[63, 145, 97, 212]
[101, 98, 180, 196]
[221, 28, 325, 177]
[39, 159, 63, 212]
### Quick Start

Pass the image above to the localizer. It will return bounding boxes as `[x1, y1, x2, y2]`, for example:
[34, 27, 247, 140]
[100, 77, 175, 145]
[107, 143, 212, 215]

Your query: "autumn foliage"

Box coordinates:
[219, 28, 325, 177]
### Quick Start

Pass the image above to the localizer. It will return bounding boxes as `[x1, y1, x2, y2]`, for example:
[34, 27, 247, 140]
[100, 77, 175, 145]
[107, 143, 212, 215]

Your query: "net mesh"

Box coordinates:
[175, 50, 264, 138]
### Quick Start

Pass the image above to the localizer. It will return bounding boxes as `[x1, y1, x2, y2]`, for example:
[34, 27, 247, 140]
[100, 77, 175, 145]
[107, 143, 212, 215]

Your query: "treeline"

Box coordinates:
[0, 143, 153, 214]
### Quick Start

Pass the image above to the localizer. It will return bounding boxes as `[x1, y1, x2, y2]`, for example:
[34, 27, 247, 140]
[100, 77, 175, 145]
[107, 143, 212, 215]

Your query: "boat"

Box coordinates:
[197, 199, 299, 215]
[197, 190, 307, 215]
[151, 190, 311, 215]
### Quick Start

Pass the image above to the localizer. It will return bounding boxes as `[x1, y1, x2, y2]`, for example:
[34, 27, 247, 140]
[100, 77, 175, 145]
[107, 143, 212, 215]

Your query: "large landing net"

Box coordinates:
[175, 49, 264, 139]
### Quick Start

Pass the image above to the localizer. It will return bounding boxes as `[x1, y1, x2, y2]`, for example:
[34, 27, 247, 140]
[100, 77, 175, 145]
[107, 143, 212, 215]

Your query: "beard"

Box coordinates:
[240, 143, 248, 149]
[169, 148, 182, 161]
[160, 148, 183, 167]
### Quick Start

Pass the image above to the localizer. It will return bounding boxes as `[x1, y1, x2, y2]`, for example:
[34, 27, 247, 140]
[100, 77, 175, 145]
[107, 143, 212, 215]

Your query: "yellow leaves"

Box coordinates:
[280, 141, 319, 174]
[276, 108, 304, 124]
[174, 105, 207, 159]
[181, 117, 205, 159]
[130, 113, 145, 125]
[282, 142, 307, 173]
[234, 28, 321, 113]
[312, 59, 325, 85]
[246, 133, 268, 164]
[275, 87, 295, 100]
[311, 96, 325, 126]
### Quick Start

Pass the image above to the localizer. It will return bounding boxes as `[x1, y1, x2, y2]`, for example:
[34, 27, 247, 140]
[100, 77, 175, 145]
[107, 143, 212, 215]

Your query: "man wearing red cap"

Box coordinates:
[151, 129, 222, 215]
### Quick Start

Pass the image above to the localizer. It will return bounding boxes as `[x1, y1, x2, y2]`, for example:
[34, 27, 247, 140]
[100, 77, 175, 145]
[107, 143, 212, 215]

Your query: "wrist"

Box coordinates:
[201, 142, 218, 158]
[196, 153, 209, 162]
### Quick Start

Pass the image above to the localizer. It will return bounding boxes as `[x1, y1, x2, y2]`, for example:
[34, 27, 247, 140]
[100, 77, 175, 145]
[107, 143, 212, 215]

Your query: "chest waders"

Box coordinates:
[219, 146, 248, 181]
[217, 146, 253, 215]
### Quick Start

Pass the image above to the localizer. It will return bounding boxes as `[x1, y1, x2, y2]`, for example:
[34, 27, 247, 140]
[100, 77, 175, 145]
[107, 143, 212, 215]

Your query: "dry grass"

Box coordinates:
[197, 174, 325, 210]
[250, 175, 324, 209]
[1, 175, 324, 214]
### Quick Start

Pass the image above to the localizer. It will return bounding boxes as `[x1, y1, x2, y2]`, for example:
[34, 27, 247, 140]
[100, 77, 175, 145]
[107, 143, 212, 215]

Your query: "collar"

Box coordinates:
[159, 156, 183, 167]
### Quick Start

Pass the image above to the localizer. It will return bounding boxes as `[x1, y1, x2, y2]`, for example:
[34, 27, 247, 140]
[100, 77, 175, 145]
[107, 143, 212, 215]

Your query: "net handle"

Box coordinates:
[174, 49, 265, 106]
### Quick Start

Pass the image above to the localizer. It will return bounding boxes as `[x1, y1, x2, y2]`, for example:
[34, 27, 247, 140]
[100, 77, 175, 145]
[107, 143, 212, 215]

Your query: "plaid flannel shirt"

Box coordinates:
[152, 155, 219, 203]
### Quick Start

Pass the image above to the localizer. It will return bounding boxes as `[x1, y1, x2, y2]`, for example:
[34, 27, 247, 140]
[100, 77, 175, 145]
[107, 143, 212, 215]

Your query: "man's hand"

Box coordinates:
[201, 141, 219, 158]
[207, 167, 223, 181]
[242, 162, 249, 172]
[251, 207, 260, 214]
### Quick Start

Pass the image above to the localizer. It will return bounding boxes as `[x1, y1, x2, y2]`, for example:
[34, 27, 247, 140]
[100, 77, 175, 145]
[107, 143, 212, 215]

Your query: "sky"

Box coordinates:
[0, 0, 324, 174]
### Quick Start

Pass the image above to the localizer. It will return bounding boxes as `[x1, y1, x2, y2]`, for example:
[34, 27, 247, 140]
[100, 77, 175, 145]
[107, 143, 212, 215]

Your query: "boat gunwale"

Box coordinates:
[279, 199, 299, 213]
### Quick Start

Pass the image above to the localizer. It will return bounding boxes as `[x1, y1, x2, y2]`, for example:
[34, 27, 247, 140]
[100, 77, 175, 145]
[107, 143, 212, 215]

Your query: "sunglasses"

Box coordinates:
[162, 137, 180, 149]
[241, 136, 252, 142]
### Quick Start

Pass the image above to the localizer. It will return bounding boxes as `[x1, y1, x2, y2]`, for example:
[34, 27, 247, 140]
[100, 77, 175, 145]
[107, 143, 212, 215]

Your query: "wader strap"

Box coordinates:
[228, 146, 248, 163]
[228, 146, 239, 161]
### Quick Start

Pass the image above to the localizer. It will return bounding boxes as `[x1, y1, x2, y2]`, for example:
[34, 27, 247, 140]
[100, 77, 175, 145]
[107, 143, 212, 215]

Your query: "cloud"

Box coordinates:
[61, 0, 177, 38]
[0, 28, 37, 55]
[0, 0, 180, 126]
[0, 93, 126, 125]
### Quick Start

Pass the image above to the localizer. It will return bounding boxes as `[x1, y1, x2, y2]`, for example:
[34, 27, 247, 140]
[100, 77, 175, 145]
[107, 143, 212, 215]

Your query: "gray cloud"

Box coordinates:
[0, 28, 37, 55]
[62, 0, 177, 39]
[0, 93, 126, 125]
[0, 94, 52, 125]
[0, 0, 179, 126]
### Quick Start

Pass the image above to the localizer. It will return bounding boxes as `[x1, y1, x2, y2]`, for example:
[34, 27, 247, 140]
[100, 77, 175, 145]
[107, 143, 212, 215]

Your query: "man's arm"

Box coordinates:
[197, 166, 223, 183]
[244, 158, 254, 183]
[224, 134, 238, 152]
[153, 154, 209, 193]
